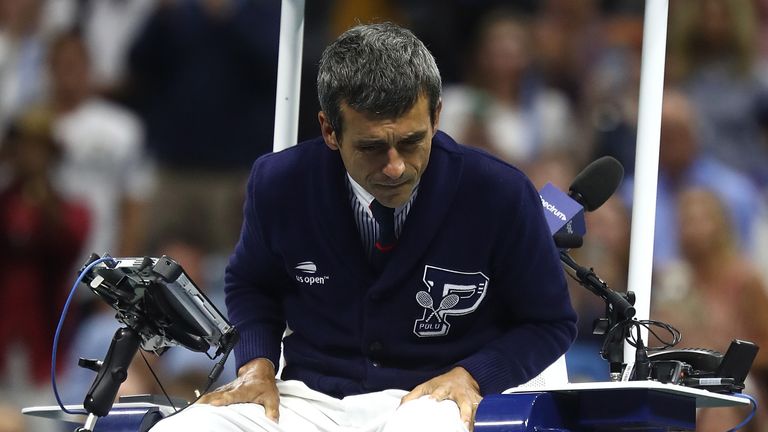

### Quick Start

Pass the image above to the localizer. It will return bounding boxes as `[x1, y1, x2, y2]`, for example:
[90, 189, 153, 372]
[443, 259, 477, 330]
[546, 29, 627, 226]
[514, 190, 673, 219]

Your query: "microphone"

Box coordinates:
[548, 156, 635, 377]
[552, 233, 583, 249]
[569, 156, 624, 212]
[553, 156, 634, 316]
[539, 182, 586, 239]
[539, 156, 624, 248]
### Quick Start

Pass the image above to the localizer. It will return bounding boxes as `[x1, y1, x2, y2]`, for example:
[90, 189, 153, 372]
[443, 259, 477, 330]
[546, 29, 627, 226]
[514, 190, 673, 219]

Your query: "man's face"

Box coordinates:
[319, 94, 441, 208]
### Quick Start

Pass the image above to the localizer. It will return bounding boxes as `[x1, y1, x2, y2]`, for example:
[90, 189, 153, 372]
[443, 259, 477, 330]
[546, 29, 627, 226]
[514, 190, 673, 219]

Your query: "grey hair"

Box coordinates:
[317, 23, 442, 138]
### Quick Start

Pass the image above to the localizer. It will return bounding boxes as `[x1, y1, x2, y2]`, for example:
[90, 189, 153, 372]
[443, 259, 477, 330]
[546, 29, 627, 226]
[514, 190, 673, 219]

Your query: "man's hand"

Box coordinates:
[400, 366, 482, 430]
[197, 358, 280, 422]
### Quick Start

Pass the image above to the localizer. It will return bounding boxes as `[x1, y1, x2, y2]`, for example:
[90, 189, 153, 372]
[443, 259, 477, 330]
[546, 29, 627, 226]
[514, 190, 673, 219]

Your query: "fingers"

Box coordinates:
[199, 386, 239, 407]
[196, 393, 215, 405]
[430, 387, 450, 402]
[195, 387, 281, 423]
[261, 395, 280, 422]
[399, 390, 420, 405]
[194, 374, 281, 423]
[458, 399, 472, 424]
[457, 398, 480, 432]
[400, 383, 429, 405]
[197, 384, 232, 405]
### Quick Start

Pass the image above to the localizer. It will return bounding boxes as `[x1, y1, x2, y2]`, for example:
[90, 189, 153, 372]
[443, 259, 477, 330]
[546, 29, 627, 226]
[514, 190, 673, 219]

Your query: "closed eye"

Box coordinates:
[356, 142, 385, 153]
[398, 132, 427, 150]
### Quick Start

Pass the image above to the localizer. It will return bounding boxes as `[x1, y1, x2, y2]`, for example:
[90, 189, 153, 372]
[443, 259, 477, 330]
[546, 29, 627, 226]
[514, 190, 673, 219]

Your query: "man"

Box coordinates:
[620, 88, 762, 267]
[46, 30, 152, 258]
[129, 0, 279, 255]
[152, 23, 576, 432]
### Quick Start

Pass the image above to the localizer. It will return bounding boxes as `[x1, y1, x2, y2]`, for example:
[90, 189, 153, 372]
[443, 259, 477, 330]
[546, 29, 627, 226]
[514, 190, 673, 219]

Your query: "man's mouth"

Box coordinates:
[379, 184, 411, 193]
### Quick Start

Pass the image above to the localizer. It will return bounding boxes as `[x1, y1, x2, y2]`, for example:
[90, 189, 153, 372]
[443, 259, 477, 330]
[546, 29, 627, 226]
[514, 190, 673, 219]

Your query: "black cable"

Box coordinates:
[644, 321, 681, 351]
[600, 319, 681, 359]
[634, 327, 650, 380]
[623, 320, 680, 350]
[600, 319, 629, 358]
[134, 345, 234, 425]
[139, 351, 178, 413]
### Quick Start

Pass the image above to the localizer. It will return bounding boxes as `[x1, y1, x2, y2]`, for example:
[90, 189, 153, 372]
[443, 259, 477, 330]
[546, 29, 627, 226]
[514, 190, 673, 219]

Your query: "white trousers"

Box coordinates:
[150, 380, 468, 432]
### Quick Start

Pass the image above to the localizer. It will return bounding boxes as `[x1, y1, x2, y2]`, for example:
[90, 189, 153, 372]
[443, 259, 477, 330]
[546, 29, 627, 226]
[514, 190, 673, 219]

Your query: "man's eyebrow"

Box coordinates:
[354, 130, 428, 146]
[399, 131, 428, 143]
[355, 138, 388, 146]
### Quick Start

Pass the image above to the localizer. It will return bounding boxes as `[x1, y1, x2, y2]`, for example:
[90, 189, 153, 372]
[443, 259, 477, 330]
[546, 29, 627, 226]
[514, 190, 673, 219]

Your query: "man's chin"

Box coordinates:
[368, 180, 415, 207]
[374, 190, 410, 208]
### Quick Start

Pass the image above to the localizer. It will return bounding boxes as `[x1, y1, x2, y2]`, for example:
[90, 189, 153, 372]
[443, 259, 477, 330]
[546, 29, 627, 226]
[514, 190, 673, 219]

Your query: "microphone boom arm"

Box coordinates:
[559, 251, 636, 320]
[560, 250, 637, 380]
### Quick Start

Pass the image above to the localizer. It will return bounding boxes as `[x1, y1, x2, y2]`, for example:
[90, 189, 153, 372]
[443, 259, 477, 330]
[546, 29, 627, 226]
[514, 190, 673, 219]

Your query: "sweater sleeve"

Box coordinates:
[456, 178, 577, 394]
[224, 163, 288, 372]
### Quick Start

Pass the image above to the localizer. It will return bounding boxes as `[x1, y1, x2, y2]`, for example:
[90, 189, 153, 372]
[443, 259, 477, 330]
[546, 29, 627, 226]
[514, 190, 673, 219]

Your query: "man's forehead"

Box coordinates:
[339, 102, 389, 121]
[340, 97, 428, 121]
[339, 102, 408, 122]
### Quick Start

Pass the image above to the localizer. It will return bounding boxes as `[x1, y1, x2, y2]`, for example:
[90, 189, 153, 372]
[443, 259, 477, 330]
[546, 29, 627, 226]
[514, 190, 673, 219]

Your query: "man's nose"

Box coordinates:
[382, 147, 405, 179]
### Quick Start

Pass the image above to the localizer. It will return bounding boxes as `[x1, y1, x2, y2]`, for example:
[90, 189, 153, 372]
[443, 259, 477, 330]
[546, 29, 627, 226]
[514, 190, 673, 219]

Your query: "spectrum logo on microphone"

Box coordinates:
[538, 183, 586, 237]
[540, 197, 567, 221]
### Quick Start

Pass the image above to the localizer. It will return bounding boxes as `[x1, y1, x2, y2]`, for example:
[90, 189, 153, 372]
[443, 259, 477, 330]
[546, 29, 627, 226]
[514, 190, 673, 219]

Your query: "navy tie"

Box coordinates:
[369, 200, 396, 270]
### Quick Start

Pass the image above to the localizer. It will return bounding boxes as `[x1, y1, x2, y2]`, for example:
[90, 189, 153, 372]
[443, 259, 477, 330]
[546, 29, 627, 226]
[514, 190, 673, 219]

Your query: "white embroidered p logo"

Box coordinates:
[413, 265, 489, 337]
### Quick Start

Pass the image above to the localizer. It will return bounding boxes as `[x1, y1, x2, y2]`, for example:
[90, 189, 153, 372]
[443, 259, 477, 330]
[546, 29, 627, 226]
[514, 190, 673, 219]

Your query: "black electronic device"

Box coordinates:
[715, 339, 759, 387]
[648, 348, 724, 375]
[72, 253, 239, 431]
[647, 360, 690, 385]
[640, 340, 759, 394]
[80, 254, 238, 356]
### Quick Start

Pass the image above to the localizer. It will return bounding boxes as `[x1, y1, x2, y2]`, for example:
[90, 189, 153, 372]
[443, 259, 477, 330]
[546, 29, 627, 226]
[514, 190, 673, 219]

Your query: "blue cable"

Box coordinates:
[51, 255, 117, 415]
[727, 393, 758, 431]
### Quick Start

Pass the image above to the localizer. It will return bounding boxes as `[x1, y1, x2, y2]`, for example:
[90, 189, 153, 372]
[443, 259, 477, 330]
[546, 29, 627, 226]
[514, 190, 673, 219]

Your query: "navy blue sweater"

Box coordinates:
[225, 131, 577, 398]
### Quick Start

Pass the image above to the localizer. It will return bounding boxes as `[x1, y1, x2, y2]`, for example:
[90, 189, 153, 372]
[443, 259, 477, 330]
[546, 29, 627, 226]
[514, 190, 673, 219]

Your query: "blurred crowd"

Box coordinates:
[0, 0, 767, 431]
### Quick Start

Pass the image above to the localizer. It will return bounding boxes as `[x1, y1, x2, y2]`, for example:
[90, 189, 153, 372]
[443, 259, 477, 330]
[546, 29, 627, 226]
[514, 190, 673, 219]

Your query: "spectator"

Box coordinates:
[0, 109, 89, 387]
[72, 0, 158, 96]
[128, 0, 280, 255]
[531, 0, 602, 107]
[668, 0, 768, 188]
[581, 8, 644, 174]
[439, 9, 575, 167]
[621, 89, 763, 267]
[0, 0, 50, 135]
[45, 29, 153, 258]
[652, 187, 768, 431]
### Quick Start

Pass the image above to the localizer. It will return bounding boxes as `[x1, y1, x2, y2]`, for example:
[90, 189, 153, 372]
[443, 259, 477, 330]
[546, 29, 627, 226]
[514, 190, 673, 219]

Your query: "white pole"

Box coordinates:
[273, 0, 305, 152]
[625, 0, 668, 362]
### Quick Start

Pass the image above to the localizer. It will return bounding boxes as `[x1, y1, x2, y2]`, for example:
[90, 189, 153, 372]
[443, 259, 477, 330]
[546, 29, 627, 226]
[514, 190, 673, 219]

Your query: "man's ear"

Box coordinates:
[432, 99, 443, 136]
[318, 111, 339, 150]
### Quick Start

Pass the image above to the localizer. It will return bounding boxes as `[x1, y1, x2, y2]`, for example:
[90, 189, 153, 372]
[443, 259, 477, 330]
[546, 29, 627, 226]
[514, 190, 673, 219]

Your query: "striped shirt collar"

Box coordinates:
[347, 174, 418, 256]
